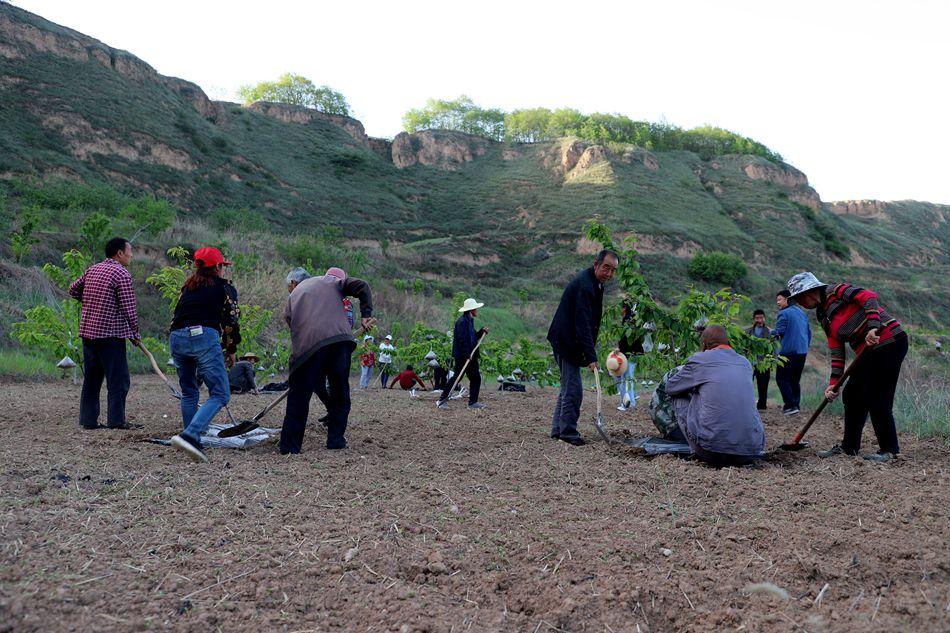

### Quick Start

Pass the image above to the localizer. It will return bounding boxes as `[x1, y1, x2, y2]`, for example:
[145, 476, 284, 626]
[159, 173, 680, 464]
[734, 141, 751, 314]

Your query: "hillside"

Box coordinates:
[1, 3, 948, 331]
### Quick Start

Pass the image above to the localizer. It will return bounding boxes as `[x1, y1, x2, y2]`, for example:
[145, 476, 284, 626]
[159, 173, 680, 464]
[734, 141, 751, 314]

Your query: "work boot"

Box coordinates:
[171, 434, 209, 463]
[863, 452, 895, 463]
[816, 444, 854, 458]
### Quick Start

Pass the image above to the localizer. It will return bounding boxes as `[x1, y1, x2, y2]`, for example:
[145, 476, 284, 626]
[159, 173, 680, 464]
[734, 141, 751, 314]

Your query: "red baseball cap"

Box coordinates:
[193, 247, 232, 268]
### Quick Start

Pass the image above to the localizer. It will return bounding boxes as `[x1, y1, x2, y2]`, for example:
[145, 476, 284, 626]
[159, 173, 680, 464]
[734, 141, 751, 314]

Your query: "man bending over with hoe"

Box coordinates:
[664, 325, 766, 466]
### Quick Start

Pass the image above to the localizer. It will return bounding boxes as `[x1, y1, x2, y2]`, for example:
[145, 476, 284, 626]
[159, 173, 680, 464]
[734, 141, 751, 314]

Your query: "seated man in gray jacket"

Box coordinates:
[665, 325, 766, 466]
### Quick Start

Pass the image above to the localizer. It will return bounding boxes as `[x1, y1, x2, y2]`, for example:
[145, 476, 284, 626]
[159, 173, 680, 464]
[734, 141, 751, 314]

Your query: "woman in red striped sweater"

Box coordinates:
[786, 272, 908, 462]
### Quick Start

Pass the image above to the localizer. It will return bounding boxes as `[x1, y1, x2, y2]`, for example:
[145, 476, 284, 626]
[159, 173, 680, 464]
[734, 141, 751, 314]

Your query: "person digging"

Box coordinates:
[784, 272, 908, 462]
[547, 249, 618, 445]
[229, 352, 260, 394]
[437, 298, 488, 410]
[389, 364, 428, 396]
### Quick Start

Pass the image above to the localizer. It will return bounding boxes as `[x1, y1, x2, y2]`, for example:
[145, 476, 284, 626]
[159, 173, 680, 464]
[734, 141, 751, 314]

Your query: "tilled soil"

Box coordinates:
[1, 378, 948, 632]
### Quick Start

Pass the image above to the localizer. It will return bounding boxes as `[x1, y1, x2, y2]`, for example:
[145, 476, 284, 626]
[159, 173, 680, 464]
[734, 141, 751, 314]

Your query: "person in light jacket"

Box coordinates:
[665, 325, 766, 466]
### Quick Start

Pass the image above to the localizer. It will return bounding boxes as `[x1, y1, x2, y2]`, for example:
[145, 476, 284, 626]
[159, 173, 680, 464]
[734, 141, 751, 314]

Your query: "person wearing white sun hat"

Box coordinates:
[438, 297, 488, 409]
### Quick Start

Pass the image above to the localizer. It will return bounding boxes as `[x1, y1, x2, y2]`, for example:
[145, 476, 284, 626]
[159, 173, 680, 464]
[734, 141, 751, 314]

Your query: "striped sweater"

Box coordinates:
[817, 283, 905, 386]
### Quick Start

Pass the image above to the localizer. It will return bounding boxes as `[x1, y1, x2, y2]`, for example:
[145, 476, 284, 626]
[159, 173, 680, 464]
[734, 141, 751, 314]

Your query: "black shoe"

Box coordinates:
[171, 434, 209, 463]
[107, 423, 143, 430]
[757, 405, 767, 411]
[560, 436, 586, 446]
[550, 434, 560, 440]
[80, 424, 107, 430]
[863, 452, 896, 463]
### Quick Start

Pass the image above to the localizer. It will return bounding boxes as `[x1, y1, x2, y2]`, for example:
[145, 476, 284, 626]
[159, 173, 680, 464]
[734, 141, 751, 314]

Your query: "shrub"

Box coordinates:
[687, 251, 747, 285]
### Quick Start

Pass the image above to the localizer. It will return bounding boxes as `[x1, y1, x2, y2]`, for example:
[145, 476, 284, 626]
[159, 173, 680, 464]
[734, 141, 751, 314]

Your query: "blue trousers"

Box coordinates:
[551, 354, 583, 440]
[170, 327, 230, 446]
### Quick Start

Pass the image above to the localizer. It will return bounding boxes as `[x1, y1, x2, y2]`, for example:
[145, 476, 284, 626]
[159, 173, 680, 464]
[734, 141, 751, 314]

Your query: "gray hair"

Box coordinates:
[286, 267, 311, 286]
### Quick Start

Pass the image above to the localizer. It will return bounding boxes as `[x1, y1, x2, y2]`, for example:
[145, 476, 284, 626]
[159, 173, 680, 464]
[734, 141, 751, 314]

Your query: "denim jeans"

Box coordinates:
[378, 364, 391, 388]
[551, 354, 583, 440]
[79, 338, 130, 428]
[614, 360, 636, 407]
[359, 365, 373, 388]
[169, 327, 230, 446]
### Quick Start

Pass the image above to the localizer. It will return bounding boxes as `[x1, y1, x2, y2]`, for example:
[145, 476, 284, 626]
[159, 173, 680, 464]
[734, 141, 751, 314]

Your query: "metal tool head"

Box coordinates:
[779, 440, 810, 452]
[594, 413, 611, 444]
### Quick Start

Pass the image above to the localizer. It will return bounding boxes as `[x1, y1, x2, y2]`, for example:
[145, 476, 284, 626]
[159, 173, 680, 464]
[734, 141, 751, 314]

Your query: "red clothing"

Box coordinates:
[818, 283, 904, 387]
[392, 370, 424, 390]
[69, 259, 139, 340]
[359, 350, 375, 367]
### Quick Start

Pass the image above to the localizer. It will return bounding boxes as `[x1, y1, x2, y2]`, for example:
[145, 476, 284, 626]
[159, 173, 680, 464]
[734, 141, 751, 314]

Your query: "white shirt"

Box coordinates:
[378, 342, 395, 364]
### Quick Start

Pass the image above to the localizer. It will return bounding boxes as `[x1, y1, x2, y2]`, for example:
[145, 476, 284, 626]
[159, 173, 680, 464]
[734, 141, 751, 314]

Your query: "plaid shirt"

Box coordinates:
[69, 258, 139, 340]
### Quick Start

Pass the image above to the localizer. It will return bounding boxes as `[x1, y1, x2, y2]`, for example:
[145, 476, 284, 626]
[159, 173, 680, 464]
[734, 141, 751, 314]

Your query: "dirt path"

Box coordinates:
[1, 378, 947, 632]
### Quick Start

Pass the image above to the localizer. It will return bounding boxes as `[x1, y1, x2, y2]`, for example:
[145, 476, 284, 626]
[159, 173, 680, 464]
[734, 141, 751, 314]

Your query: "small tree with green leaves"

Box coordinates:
[238, 73, 350, 116]
[11, 249, 89, 365]
[10, 210, 39, 264]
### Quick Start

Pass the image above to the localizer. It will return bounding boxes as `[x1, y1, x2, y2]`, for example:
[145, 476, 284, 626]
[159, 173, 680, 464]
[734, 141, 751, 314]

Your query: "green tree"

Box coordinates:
[10, 209, 38, 264]
[238, 73, 350, 116]
[402, 96, 505, 140]
[80, 212, 111, 260]
[11, 250, 89, 365]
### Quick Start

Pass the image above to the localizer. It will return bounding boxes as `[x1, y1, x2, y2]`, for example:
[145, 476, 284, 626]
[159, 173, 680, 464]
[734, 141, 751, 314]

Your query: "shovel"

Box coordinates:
[592, 367, 611, 444]
[779, 352, 863, 451]
[217, 390, 289, 438]
[135, 341, 182, 399]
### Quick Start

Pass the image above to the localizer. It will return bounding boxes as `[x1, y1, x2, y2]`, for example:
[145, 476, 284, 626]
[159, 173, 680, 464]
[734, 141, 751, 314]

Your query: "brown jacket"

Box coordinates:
[285, 274, 372, 374]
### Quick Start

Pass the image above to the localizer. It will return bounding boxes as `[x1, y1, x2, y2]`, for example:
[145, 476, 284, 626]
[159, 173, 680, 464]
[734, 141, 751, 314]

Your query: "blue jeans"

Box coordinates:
[359, 365, 373, 388]
[614, 360, 636, 407]
[169, 327, 230, 446]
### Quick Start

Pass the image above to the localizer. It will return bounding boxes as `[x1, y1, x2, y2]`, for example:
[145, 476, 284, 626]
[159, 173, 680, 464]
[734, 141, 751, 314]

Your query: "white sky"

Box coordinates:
[12, 0, 950, 203]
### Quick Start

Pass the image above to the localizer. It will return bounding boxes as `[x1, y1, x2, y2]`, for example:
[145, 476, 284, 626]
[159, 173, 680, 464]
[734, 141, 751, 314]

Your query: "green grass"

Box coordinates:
[0, 349, 60, 379]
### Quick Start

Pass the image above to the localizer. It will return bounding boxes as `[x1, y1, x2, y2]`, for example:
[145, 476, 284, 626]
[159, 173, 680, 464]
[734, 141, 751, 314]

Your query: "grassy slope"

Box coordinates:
[0, 3, 948, 332]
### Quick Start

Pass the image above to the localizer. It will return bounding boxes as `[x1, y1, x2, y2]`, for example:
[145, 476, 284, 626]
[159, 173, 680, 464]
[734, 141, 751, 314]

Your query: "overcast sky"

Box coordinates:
[13, 0, 950, 203]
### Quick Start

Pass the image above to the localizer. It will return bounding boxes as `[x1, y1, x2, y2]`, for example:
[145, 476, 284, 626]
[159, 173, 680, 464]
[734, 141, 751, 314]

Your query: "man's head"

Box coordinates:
[326, 267, 346, 280]
[406, 364, 413, 371]
[776, 290, 790, 310]
[105, 238, 132, 267]
[593, 249, 619, 284]
[286, 267, 310, 293]
[753, 309, 765, 327]
[700, 325, 730, 351]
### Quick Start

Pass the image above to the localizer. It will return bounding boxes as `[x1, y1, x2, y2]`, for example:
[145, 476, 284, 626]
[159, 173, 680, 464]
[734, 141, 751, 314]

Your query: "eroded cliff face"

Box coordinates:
[391, 130, 489, 169]
[828, 199, 887, 219]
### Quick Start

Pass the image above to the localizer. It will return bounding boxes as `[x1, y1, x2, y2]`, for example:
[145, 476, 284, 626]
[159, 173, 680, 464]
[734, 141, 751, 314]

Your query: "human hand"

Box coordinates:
[824, 386, 839, 401]
[865, 329, 880, 346]
[226, 353, 236, 369]
[129, 337, 141, 347]
[588, 362, 599, 372]
[360, 317, 377, 332]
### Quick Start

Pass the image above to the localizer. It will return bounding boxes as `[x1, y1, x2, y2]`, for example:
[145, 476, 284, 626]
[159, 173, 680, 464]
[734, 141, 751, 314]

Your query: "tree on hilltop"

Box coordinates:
[402, 96, 505, 141]
[238, 73, 350, 116]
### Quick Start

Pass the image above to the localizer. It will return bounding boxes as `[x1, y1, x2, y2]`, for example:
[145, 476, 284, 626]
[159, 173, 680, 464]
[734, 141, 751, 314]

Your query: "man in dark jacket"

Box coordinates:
[438, 298, 488, 409]
[546, 250, 619, 445]
[280, 268, 374, 454]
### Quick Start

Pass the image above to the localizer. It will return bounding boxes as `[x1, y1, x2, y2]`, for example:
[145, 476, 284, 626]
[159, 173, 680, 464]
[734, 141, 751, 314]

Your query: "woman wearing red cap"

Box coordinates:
[167, 247, 242, 463]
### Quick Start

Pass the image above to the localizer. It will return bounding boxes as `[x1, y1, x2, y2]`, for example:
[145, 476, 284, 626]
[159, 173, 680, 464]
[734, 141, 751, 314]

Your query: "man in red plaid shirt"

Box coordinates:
[69, 237, 140, 429]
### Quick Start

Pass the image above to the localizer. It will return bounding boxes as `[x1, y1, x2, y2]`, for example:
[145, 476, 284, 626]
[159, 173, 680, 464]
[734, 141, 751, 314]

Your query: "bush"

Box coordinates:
[687, 251, 747, 285]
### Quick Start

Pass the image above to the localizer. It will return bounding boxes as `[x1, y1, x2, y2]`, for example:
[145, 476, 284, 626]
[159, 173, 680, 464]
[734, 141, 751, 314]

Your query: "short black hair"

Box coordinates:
[753, 309, 765, 317]
[777, 290, 791, 298]
[406, 364, 413, 371]
[595, 249, 620, 265]
[105, 237, 130, 258]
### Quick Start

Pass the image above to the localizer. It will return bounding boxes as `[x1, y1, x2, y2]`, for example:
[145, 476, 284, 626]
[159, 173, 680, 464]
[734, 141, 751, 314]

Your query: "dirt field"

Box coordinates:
[1, 377, 947, 632]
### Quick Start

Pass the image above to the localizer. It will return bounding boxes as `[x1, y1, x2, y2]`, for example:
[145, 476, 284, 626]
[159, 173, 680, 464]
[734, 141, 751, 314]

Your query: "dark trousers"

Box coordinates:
[753, 369, 770, 409]
[79, 338, 130, 428]
[776, 352, 806, 410]
[280, 342, 352, 453]
[550, 354, 583, 440]
[841, 336, 907, 455]
[438, 357, 481, 404]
